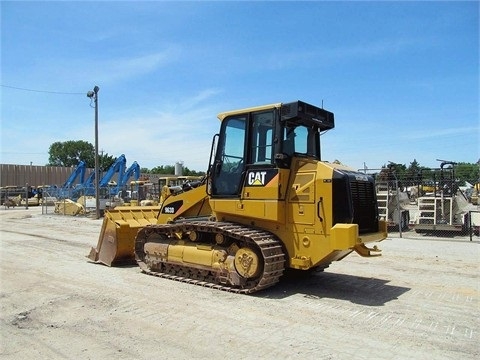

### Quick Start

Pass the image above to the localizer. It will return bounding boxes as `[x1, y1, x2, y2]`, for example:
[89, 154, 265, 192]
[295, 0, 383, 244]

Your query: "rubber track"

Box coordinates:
[135, 221, 286, 294]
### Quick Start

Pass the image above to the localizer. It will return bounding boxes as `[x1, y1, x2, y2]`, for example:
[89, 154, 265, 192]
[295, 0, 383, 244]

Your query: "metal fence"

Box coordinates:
[376, 178, 479, 242]
[0, 183, 160, 216]
[38, 182, 161, 216]
[467, 210, 480, 241]
[0, 164, 91, 189]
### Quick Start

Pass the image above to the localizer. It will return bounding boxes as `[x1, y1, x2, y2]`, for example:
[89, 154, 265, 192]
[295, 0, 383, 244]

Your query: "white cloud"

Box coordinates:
[79, 47, 182, 85]
[105, 51, 178, 80]
[8, 47, 182, 90]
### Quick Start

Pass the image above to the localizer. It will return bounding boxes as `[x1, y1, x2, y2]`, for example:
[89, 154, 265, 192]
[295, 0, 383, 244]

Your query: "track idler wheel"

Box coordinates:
[234, 247, 261, 279]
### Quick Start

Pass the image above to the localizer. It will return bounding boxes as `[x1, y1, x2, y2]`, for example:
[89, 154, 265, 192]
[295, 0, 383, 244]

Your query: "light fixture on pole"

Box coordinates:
[87, 85, 100, 219]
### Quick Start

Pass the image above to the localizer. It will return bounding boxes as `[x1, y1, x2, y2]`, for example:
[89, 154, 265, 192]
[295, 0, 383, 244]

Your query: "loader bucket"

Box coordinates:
[87, 206, 159, 266]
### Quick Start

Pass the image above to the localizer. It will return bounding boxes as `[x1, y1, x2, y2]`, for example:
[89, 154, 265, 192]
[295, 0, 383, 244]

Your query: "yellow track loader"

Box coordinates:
[88, 101, 387, 293]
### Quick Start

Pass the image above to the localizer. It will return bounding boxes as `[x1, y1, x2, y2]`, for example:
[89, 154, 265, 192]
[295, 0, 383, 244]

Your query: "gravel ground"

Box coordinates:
[1, 206, 479, 359]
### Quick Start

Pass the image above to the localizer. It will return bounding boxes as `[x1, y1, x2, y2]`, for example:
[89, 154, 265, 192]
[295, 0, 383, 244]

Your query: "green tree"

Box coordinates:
[150, 165, 175, 174]
[48, 140, 94, 167]
[183, 167, 206, 176]
[455, 162, 479, 185]
[98, 153, 116, 172]
[406, 159, 421, 175]
[404, 159, 423, 185]
[147, 164, 206, 176]
[48, 140, 116, 169]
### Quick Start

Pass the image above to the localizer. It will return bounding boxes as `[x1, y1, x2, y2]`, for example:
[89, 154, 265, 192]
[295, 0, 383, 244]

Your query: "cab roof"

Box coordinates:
[217, 102, 282, 121]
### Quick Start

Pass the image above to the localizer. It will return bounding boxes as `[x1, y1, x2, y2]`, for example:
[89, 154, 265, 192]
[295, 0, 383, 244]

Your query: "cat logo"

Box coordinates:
[245, 169, 278, 187]
[247, 171, 267, 186]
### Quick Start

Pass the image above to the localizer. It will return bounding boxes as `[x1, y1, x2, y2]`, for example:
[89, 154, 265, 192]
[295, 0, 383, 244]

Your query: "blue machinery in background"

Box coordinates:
[61, 161, 87, 189]
[99, 154, 127, 188]
[58, 154, 140, 200]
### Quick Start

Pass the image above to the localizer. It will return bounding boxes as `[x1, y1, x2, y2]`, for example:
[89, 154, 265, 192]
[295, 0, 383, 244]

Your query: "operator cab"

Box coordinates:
[209, 101, 334, 197]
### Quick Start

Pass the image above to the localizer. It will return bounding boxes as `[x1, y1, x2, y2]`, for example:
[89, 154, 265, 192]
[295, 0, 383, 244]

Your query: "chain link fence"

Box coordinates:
[0, 183, 161, 216]
[34, 176, 203, 216]
[1, 175, 207, 216]
[38, 182, 161, 216]
[371, 165, 479, 242]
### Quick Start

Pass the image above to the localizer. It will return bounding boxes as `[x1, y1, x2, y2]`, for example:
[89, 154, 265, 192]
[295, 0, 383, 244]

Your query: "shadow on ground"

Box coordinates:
[257, 269, 410, 306]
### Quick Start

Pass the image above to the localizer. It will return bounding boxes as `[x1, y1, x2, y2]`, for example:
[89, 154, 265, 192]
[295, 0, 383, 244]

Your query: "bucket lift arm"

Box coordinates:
[61, 161, 86, 189]
[119, 161, 141, 188]
[99, 154, 127, 188]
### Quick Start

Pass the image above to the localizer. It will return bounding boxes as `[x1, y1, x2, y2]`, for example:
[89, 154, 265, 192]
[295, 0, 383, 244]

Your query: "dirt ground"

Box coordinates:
[1, 206, 479, 359]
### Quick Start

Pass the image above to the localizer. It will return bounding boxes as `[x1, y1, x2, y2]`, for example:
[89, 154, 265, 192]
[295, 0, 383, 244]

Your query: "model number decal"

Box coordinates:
[161, 200, 183, 214]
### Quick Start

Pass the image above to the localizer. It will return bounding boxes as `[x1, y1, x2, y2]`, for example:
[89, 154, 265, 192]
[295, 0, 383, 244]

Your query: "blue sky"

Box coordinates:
[1, 1, 478, 172]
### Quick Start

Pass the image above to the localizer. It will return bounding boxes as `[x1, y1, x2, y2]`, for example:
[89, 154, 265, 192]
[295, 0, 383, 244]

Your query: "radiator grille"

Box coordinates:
[332, 170, 379, 234]
[350, 180, 378, 233]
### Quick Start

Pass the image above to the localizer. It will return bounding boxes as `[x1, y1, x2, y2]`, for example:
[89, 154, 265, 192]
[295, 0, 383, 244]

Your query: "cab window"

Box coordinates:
[282, 124, 320, 158]
[250, 111, 274, 165]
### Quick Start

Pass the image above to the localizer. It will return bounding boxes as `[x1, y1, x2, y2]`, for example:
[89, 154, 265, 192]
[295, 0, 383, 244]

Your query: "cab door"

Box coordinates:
[210, 115, 247, 196]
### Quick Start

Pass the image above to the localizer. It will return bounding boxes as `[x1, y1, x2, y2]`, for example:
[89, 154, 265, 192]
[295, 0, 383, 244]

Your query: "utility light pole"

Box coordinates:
[87, 85, 100, 219]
